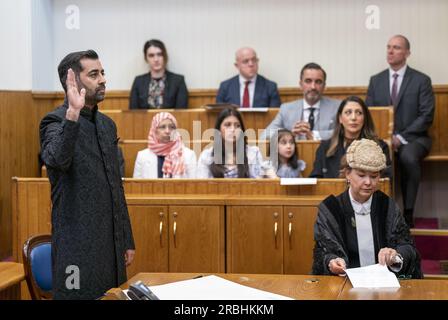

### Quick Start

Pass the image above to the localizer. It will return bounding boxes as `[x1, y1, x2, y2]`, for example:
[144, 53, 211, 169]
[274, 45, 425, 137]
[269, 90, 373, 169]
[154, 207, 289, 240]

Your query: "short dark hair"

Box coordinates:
[58, 50, 99, 92]
[143, 39, 168, 64]
[300, 62, 327, 82]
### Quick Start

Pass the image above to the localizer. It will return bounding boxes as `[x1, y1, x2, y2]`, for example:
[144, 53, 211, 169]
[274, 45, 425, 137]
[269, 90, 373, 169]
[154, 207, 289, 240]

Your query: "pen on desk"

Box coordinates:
[192, 275, 203, 279]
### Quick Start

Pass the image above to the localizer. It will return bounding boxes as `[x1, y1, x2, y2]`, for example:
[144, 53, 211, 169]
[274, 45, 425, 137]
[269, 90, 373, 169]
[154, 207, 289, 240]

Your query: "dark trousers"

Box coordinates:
[397, 140, 429, 212]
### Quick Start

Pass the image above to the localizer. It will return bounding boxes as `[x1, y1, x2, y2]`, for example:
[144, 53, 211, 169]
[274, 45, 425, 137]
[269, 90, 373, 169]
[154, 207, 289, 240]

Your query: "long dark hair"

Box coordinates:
[143, 39, 169, 66]
[270, 129, 299, 170]
[210, 108, 250, 178]
[326, 96, 378, 157]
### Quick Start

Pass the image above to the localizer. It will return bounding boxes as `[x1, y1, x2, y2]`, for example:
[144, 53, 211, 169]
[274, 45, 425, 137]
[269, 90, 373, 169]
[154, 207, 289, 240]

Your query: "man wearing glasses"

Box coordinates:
[216, 47, 281, 108]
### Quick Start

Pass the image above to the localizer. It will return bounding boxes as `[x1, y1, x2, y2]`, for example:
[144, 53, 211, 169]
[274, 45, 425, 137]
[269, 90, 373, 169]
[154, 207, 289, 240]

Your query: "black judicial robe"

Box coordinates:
[40, 103, 135, 299]
[312, 190, 422, 279]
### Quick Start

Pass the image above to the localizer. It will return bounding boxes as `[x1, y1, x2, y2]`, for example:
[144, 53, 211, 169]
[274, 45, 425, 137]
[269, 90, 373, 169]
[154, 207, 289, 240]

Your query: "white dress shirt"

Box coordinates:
[389, 65, 407, 98]
[239, 75, 257, 108]
[349, 188, 376, 267]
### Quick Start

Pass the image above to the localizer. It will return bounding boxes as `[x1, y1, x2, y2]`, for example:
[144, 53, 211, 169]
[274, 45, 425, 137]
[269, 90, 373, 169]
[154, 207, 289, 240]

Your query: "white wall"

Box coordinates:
[31, 0, 54, 91]
[0, 0, 32, 90]
[49, 0, 448, 91]
[1, 0, 448, 91]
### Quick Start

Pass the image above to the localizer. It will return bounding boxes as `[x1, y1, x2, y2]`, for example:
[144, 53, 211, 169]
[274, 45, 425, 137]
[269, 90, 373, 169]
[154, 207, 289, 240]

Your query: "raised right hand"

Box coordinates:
[66, 68, 86, 111]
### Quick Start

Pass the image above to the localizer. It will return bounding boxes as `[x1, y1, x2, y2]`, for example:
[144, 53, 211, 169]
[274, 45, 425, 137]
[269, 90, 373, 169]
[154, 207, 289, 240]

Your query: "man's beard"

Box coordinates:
[84, 85, 106, 105]
[75, 77, 105, 106]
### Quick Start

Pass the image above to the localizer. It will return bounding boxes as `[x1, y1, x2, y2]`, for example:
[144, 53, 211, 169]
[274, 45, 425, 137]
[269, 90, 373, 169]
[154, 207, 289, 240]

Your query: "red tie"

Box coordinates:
[242, 80, 250, 108]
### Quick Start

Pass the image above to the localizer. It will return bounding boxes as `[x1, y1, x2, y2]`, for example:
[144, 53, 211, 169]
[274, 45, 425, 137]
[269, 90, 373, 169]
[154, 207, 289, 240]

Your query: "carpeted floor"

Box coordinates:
[414, 218, 448, 275]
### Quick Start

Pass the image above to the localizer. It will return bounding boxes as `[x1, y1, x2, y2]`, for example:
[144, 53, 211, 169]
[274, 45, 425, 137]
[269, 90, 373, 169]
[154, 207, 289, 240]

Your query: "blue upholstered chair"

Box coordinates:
[22, 234, 52, 299]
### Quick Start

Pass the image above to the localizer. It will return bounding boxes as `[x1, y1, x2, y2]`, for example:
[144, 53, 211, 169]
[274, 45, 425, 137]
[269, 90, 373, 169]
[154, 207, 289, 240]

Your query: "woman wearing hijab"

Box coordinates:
[133, 112, 196, 178]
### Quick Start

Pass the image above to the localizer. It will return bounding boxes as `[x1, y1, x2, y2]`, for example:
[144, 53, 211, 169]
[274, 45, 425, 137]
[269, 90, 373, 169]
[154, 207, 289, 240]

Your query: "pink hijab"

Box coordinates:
[148, 112, 185, 177]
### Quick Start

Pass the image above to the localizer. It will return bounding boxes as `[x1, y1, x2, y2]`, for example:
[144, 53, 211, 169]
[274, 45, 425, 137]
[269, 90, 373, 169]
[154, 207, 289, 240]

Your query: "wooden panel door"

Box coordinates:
[227, 206, 283, 274]
[127, 206, 168, 278]
[283, 206, 318, 274]
[168, 206, 225, 273]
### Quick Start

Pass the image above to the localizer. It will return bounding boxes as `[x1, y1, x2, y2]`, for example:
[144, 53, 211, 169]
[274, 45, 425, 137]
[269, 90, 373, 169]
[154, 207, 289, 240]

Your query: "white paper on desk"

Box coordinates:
[345, 264, 400, 288]
[125, 275, 293, 300]
[280, 178, 317, 185]
[237, 107, 268, 112]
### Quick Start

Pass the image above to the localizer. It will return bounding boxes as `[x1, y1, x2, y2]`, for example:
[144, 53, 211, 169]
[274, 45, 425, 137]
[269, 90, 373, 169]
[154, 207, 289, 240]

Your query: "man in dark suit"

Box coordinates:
[216, 47, 281, 108]
[366, 35, 435, 227]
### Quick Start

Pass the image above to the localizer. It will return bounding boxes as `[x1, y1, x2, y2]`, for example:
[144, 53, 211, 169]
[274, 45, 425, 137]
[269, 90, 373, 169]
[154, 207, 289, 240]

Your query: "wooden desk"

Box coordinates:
[104, 107, 393, 141]
[11, 178, 390, 281]
[110, 272, 448, 300]
[114, 272, 346, 300]
[339, 278, 448, 300]
[0, 262, 25, 299]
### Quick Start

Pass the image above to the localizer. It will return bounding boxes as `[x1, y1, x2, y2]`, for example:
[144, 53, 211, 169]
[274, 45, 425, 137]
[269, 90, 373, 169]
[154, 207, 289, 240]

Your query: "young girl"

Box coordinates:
[263, 129, 306, 178]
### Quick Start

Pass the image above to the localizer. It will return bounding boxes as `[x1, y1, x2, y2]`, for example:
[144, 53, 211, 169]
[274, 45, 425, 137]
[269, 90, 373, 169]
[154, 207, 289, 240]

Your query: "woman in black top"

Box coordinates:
[310, 96, 392, 178]
[129, 39, 188, 109]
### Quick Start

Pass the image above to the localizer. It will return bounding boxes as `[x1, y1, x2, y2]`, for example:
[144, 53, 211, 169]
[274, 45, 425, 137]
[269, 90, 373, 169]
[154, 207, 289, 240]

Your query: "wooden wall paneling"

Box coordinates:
[0, 91, 53, 259]
[126, 205, 169, 278]
[168, 205, 225, 273]
[226, 205, 284, 274]
[283, 206, 318, 274]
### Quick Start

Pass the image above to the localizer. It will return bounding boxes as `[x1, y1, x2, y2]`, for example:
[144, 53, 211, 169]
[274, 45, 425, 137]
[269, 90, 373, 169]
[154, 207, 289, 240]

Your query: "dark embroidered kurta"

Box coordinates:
[312, 190, 422, 279]
[40, 103, 135, 299]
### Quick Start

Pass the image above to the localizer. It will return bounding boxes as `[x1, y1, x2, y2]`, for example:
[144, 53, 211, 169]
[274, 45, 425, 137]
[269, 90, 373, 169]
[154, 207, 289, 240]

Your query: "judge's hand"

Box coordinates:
[328, 257, 346, 275]
[125, 249, 135, 267]
[392, 135, 402, 152]
[292, 121, 314, 140]
[378, 247, 398, 266]
[65, 68, 85, 121]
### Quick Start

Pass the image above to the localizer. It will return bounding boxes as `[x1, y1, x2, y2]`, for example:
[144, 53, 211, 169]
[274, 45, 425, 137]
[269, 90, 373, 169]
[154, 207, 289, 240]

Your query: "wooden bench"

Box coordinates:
[0, 262, 24, 300]
[119, 140, 321, 178]
[104, 107, 393, 142]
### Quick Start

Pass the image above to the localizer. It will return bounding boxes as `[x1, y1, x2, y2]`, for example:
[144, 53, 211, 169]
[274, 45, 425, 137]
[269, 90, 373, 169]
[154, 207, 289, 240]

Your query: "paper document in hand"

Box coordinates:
[133, 275, 294, 300]
[345, 264, 400, 288]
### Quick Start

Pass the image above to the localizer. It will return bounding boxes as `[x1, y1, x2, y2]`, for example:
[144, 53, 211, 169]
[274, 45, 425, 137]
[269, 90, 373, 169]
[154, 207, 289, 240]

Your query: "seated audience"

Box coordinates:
[133, 112, 196, 178]
[312, 138, 422, 278]
[216, 47, 281, 108]
[129, 39, 188, 109]
[310, 96, 392, 178]
[261, 62, 339, 140]
[262, 129, 306, 178]
[197, 108, 263, 178]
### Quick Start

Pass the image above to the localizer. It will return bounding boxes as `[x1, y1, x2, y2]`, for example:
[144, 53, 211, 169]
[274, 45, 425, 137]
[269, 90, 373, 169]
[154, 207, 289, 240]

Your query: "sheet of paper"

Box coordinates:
[237, 107, 268, 112]
[125, 275, 293, 300]
[345, 264, 401, 288]
[280, 178, 317, 185]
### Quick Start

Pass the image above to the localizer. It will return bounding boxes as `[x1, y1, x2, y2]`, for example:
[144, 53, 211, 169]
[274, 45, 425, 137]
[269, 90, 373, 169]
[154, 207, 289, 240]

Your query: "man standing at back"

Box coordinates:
[216, 47, 281, 108]
[40, 50, 135, 299]
[366, 35, 435, 227]
[261, 63, 340, 140]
